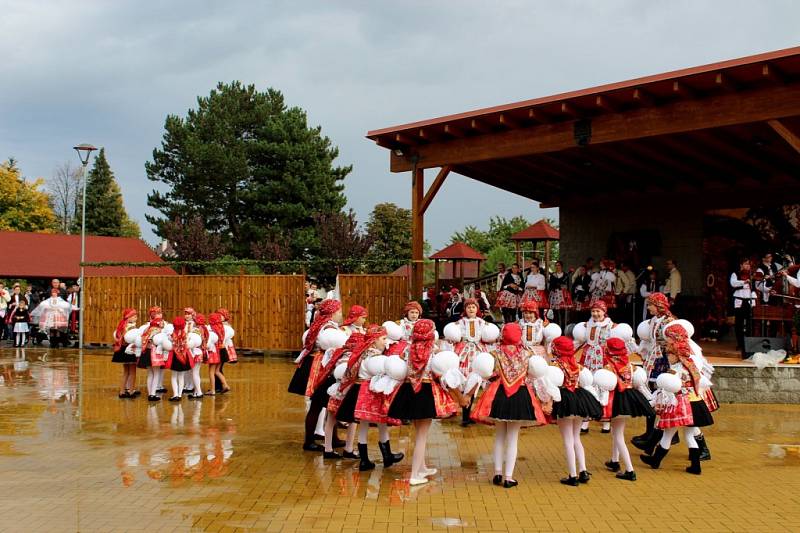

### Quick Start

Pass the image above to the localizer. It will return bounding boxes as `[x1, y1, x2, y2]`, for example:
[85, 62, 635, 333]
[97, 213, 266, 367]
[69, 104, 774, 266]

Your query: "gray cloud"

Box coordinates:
[3, 0, 798, 250]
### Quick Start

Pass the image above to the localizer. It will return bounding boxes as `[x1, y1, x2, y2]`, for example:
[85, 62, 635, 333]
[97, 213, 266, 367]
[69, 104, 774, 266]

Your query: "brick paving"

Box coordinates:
[0, 347, 798, 532]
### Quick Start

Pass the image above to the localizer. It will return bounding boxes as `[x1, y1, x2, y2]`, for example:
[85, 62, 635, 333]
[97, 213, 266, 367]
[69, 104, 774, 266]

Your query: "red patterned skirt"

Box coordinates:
[702, 388, 719, 413]
[521, 288, 549, 309]
[657, 394, 693, 428]
[496, 290, 520, 309]
[354, 384, 401, 425]
[206, 346, 222, 365]
[590, 293, 617, 309]
[549, 288, 573, 310]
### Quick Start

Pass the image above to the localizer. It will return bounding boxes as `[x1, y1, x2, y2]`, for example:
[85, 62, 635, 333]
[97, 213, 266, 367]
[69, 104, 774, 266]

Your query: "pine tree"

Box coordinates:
[71, 148, 140, 237]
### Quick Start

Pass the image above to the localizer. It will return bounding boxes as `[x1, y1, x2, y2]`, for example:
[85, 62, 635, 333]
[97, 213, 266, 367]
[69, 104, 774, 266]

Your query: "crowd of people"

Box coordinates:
[287, 291, 717, 487]
[0, 278, 81, 348]
[110, 306, 237, 401]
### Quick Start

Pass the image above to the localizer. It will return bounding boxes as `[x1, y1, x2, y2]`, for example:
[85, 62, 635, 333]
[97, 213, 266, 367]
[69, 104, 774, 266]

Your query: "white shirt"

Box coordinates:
[729, 272, 755, 308]
[525, 273, 546, 290]
[664, 268, 682, 299]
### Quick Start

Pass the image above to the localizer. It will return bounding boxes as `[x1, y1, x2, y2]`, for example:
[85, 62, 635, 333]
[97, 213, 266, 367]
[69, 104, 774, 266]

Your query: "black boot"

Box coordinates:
[461, 405, 474, 427]
[640, 445, 669, 469]
[632, 416, 655, 446]
[686, 447, 702, 474]
[358, 443, 375, 471]
[634, 428, 663, 456]
[378, 441, 404, 467]
[696, 434, 711, 461]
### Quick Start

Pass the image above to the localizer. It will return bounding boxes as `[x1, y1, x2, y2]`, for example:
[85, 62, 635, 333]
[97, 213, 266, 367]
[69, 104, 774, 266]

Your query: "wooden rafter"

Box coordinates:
[420, 166, 451, 214]
[389, 82, 800, 171]
[767, 119, 800, 155]
[443, 124, 464, 138]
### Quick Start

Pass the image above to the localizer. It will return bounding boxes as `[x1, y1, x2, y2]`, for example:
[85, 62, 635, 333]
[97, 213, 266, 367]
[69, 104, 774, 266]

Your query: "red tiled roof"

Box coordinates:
[510, 220, 560, 241]
[392, 262, 480, 280]
[0, 231, 176, 278]
[429, 242, 486, 261]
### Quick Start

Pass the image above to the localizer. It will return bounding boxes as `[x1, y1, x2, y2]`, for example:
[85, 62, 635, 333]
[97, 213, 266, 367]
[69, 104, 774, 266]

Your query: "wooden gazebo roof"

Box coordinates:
[429, 242, 486, 261]
[368, 46, 800, 208]
[510, 220, 560, 241]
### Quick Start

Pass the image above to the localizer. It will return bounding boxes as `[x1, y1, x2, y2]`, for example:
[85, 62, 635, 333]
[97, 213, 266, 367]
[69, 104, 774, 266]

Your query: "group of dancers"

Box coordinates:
[288, 292, 717, 487]
[111, 306, 237, 401]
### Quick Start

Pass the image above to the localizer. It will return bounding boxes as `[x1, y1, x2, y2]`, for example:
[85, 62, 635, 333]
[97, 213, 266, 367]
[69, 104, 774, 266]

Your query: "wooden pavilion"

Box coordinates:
[429, 242, 486, 292]
[367, 46, 800, 326]
[510, 219, 560, 274]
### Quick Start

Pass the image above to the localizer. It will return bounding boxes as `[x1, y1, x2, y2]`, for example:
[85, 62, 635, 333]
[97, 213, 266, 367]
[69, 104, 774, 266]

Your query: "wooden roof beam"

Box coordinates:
[693, 129, 788, 175]
[632, 87, 655, 106]
[499, 113, 521, 129]
[655, 135, 751, 183]
[560, 102, 579, 118]
[470, 119, 491, 134]
[443, 124, 465, 138]
[420, 166, 451, 214]
[767, 119, 800, 155]
[418, 128, 443, 142]
[762, 63, 787, 84]
[595, 95, 618, 113]
[715, 72, 736, 92]
[456, 164, 548, 202]
[672, 81, 697, 99]
[394, 133, 417, 146]
[389, 81, 800, 171]
[528, 108, 548, 123]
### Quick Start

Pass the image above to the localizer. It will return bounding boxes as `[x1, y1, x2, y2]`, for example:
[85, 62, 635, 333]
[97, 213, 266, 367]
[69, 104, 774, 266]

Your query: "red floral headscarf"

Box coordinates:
[195, 313, 209, 347]
[590, 300, 608, 315]
[209, 313, 225, 350]
[552, 336, 578, 372]
[604, 337, 629, 374]
[171, 316, 189, 364]
[403, 301, 422, 317]
[519, 300, 540, 317]
[501, 322, 523, 346]
[664, 323, 701, 392]
[409, 319, 436, 392]
[647, 292, 672, 318]
[342, 325, 386, 385]
[216, 308, 231, 322]
[148, 306, 163, 321]
[183, 307, 196, 319]
[113, 308, 137, 351]
[302, 300, 342, 354]
[343, 305, 368, 326]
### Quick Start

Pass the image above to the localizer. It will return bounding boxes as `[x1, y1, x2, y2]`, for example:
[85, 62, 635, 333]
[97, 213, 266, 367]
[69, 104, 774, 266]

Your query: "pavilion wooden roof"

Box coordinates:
[510, 220, 560, 241]
[367, 46, 800, 208]
[429, 242, 486, 261]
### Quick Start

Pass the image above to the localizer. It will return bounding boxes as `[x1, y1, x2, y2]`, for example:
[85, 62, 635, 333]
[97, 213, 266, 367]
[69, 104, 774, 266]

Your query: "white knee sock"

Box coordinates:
[573, 420, 587, 472]
[345, 424, 357, 453]
[315, 408, 327, 437]
[493, 423, 507, 475]
[378, 423, 389, 442]
[660, 427, 678, 449]
[612, 420, 633, 472]
[358, 421, 370, 445]
[684, 427, 699, 448]
[504, 423, 521, 479]
[191, 365, 202, 395]
[559, 420, 576, 476]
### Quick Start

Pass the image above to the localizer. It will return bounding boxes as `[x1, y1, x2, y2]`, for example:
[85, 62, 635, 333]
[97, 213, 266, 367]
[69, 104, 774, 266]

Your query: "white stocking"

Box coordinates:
[323, 414, 337, 452]
[573, 418, 587, 472]
[345, 423, 357, 453]
[684, 427, 699, 448]
[660, 426, 679, 449]
[378, 423, 389, 442]
[171, 371, 184, 398]
[493, 422, 507, 475]
[146, 369, 156, 395]
[692, 426, 702, 437]
[504, 422, 522, 480]
[358, 421, 370, 445]
[315, 408, 327, 437]
[410, 419, 432, 479]
[191, 364, 202, 395]
[558, 419, 577, 477]
[611, 419, 633, 472]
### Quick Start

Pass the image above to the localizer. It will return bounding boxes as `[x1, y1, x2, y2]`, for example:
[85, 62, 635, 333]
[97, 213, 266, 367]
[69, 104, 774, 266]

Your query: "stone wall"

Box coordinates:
[713, 366, 800, 404]
[560, 202, 704, 296]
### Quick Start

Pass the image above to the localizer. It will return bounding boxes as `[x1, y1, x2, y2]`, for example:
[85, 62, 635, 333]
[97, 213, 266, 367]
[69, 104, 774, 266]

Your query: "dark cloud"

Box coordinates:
[3, 0, 798, 248]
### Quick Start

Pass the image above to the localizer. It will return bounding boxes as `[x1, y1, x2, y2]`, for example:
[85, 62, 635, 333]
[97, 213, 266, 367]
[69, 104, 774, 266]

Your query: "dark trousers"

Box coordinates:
[501, 308, 517, 324]
[734, 302, 752, 351]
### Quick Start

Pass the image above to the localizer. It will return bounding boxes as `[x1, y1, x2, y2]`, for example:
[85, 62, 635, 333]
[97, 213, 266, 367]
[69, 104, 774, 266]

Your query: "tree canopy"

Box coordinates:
[0, 159, 57, 233]
[146, 81, 349, 259]
[365, 202, 412, 273]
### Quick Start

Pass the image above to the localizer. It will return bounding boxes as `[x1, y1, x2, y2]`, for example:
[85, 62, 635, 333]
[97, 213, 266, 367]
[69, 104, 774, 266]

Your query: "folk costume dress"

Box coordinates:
[217, 308, 238, 364]
[521, 271, 548, 309]
[497, 271, 523, 310]
[548, 271, 573, 310]
[453, 309, 486, 377]
[471, 326, 547, 426]
[326, 333, 365, 418]
[137, 307, 166, 369]
[638, 293, 676, 385]
[518, 301, 547, 357]
[602, 340, 655, 420]
[165, 317, 195, 373]
[388, 320, 458, 421]
[399, 301, 423, 341]
[335, 335, 380, 424]
[575, 301, 614, 372]
[589, 266, 617, 309]
[111, 309, 138, 364]
[288, 300, 342, 396]
[206, 314, 227, 365]
[549, 338, 603, 421]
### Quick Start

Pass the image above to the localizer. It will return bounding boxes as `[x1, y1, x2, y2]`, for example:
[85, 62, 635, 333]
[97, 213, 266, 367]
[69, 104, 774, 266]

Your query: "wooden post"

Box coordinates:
[545, 241, 552, 276]
[411, 167, 425, 301]
[434, 259, 440, 318]
[515, 241, 522, 266]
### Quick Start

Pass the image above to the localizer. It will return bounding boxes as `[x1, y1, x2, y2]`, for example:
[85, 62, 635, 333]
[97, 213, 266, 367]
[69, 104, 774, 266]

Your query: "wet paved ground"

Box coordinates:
[0, 347, 798, 532]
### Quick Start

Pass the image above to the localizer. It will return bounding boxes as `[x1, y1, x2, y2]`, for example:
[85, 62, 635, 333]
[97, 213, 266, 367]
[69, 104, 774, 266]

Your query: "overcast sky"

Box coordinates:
[3, 1, 799, 249]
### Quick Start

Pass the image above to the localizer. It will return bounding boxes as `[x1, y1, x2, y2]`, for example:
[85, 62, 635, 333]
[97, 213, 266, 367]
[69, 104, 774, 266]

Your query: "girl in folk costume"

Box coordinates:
[333, 326, 390, 470]
[206, 313, 230, 396]
[471, 323, 548, 488]
[323, 332, 365, 460]
[188, 314, 209, 399]
[399, 301, 422, 341]
[518, 301, 548, 356]
[640, 323, 714, 475]
[573, 300, 615, 432]
[601, 338, 655, 481]
[216, 308, 238, 364]
[37, 288, 71, 346]
[548, 261, 573, 327]
[453, 298, 486, 426]
[352, 324, 406, 470]
[497, 263, 524, 324]
[388, 319, 458, 485]
[111, 309, 140, 399]
[589, 259, 617, 310]
[632, 292, 676, 453]
[549, 336, 603, 486]
[288, 300, 343, 451]
[521, 262, 548, 310]
[342, 305, 368, 335]
[165, 317, 201, 402]
[11, 299, 31, 347]
[137, 307, 167, 401]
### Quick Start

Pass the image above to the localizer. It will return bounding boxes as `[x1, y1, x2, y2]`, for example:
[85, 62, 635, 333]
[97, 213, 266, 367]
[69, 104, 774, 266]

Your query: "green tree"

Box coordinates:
[72, 149, 140, 238]
[146, 81, 349, 258]
[365, 202, 412, 272]
[0, 159, 57, 232]
[451, 215, 532, 274]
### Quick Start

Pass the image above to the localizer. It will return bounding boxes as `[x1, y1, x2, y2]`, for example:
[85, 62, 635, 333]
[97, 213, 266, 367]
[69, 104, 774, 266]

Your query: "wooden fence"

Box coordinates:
[83, 274, 409, 351]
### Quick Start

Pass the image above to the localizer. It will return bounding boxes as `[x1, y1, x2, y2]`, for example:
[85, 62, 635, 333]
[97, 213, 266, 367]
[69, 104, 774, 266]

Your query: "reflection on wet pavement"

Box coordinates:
[0, 347, 798, 532]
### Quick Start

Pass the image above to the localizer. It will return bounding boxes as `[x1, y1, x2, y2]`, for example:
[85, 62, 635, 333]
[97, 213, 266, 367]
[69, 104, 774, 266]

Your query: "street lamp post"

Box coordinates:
[74, 144, 97, 351]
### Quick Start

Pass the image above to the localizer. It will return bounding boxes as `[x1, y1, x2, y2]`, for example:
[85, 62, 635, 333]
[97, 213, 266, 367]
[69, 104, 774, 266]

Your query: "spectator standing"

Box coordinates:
[664, 259, 682, 308]
[0, 283, 10, 341]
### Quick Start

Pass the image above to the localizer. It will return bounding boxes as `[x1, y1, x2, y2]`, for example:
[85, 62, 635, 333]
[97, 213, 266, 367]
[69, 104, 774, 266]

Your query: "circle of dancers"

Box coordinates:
[289, 293, 718, 487]
[111, 306, 238, 401]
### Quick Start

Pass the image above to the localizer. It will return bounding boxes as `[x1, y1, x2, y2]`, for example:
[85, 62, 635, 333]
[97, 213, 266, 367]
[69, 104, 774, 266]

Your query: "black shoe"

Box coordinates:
[130, 390, 142, 397]
[492, 475, 503, 486]
[323, 451, 341, 459]
[641, 445, 669, 469]
[378, 441, 404, 468]
[358, 443, 375, 471]
[302, 442, 324, 452]
[118, 391, 131, 399]
[696, 434, 711, 461]
[342, 450, 359, 459]
[313, 434, 324, 441]
[580, 428, 589, 434]
[148, 395, 160, 402]
[634, 428, 663, 456]
[616, 470, 637, 481]
[156, 388, 167, 394]
[578, 470, 591, 484]
[182, 389, 193, 395]
[604, 460, 620, 472]
[189, 394, 203, 400]
[503, 479, 518, 488]
[601, 428, 611, 434]
[560, 476, 579, 486]
[168, 396, 181, 402]
[686, 448, 702, 475]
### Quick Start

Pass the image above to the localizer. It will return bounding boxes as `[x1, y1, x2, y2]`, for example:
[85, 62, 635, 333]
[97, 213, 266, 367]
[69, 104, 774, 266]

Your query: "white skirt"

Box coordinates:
[14, 323, 29, 333]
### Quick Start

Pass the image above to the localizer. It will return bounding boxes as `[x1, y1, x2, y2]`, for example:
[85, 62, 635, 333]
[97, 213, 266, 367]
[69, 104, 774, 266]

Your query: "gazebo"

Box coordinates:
[429, 242, 486, 292]
[510, 219, 560, 274]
